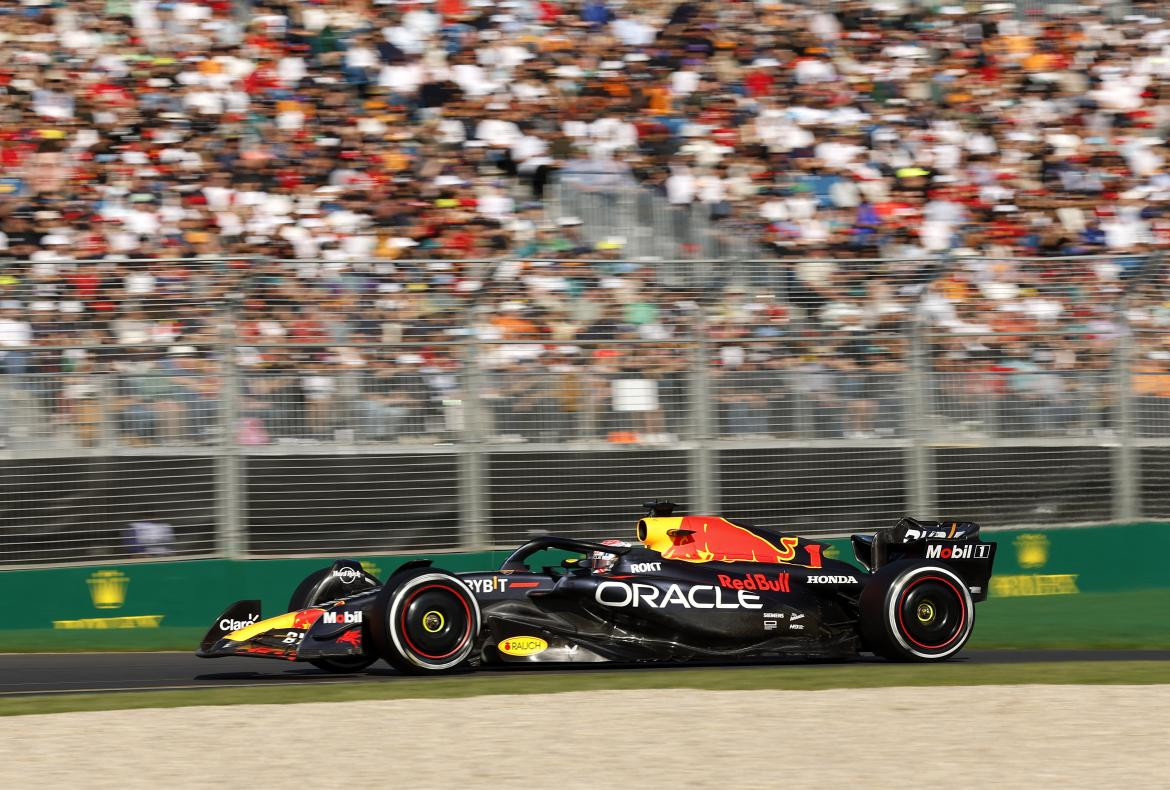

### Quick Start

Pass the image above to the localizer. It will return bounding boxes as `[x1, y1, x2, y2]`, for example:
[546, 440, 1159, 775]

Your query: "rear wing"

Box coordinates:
[853, 518, 996, 601]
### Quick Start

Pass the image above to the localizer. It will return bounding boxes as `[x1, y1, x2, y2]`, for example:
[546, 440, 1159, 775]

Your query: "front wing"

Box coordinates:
[197, 599, 366, 661]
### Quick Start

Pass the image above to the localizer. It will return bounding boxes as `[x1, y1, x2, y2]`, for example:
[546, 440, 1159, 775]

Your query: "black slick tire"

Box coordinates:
[859, 560, 975, 661]
[368, 568, 480, 674]
[288, 568, 378, 673]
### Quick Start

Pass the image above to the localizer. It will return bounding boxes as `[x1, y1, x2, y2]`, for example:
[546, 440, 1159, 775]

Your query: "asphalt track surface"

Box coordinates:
[2, 650, 1170, 697]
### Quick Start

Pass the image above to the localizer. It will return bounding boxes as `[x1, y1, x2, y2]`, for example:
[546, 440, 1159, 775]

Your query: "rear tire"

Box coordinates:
[368, 568, 480, 674]
[288, 568, 378, 673]
[859, 561, 974, 661]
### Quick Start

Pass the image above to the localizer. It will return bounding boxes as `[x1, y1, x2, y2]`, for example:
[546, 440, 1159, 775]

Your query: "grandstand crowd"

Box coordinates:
[2, 0, 1170, 446]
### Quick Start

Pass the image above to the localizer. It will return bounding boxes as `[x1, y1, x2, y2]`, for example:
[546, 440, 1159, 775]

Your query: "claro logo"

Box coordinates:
[219, 614, 259, 631]
[595, 581, 763, 610]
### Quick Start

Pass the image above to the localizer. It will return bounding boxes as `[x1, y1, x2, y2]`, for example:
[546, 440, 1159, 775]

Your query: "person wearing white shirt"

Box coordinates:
[794, 57, 836, 84]
[345, 38, 380, 85]
[666, 165, 696, 205]
[511, 134, 548, 171]
[182, 87, 224, 116]
[695, 172, 726, 205]
[612, 17, 656, 46]
[277, 56, 307, 87]
[384, 23, 425, 56]
[670, 70, 700, 96]
[754, 111, 814, 152]
[123, 208, 161, 237]
[475, 118, 522, 147]
[590, 117, 637, 152]
[451, 63, 499, 97]
[380, 61, 424, 96]
[403, 7, 441, 38]
[436, 118, 468, 145]
[477, 188, 515, 221]
[814, 140, 864, 169]
[0, 305, 31, 374]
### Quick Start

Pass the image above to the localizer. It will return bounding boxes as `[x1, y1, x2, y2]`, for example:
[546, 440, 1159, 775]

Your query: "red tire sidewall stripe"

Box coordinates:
[896, 575, 968, 652]
[399, 583, 473, 661]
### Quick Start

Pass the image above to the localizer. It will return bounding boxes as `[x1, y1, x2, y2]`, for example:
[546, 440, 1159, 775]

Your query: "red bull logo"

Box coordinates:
[292, 608, 325, 629]
[717, 573, 791, 593]
[642, 516, 823, 567]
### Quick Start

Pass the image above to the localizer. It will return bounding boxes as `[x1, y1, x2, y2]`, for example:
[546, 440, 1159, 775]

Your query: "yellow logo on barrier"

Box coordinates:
[1014, 534, 1050, 569]
[990, 574, 1079, 597]
[498, 636, 548, 657]
[87, 570, 129, 609]
[53, 615, 164, 630]
[360, 560, 382, 578]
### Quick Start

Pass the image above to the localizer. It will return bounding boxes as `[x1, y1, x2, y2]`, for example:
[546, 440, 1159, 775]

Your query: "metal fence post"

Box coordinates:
[1114, 304, 1139, 522]
[690, 310, 718, 514]
[215, 286, 246, 558]
[906, 314, 936, 519]
[458, 304, 489, 550]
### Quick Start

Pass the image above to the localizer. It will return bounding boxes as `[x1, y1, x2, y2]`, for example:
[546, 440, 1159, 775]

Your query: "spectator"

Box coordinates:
[356, 352, 428, 441]
[124, 515, 176, 556]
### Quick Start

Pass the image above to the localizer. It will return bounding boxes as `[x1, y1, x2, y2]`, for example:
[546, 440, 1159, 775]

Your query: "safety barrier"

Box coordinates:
[0, 522, 1163, 650]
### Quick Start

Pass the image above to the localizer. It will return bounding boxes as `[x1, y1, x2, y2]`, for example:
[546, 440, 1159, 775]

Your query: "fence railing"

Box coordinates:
[1, 253, 1169, 567]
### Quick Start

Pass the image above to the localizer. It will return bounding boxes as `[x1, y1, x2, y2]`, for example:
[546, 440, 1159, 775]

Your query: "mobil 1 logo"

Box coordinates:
[925, 543, 991, 560]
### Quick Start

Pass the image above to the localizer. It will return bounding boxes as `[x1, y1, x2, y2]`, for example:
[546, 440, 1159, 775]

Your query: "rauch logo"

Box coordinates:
[499, 636, 548, 656]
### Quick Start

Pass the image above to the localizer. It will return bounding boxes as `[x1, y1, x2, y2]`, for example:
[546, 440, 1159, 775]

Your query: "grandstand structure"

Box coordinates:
[4, 0, 1170, 564]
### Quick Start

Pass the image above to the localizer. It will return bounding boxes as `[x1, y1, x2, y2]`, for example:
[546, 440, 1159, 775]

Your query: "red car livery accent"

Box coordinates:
[336, 628, 362, 648]
[292, 608, 325, 629]
[240, 645, 290, 657]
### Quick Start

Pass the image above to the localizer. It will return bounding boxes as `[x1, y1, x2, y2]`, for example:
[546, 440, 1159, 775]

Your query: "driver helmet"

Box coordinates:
[590, 539, 629, 574]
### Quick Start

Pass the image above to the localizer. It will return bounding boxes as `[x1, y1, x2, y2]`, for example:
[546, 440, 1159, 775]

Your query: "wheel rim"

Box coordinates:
[397, 584, 473, 663]
[896, 575, 967, 652]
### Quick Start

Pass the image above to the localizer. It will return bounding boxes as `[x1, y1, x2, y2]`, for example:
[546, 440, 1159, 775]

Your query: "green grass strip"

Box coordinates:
[2, 660, 1168, 717]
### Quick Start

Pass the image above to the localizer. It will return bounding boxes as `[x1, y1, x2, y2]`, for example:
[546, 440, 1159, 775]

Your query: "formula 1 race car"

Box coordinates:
[197, 502, 996, 673]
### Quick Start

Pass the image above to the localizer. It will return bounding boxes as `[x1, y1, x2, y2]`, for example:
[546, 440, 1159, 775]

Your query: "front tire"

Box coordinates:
[859, 561, 975, 661]
[368, 568, 480, 674]
[288, 568, 378, 673]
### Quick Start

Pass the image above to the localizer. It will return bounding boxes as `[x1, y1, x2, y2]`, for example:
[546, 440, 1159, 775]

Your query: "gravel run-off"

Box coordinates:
[3, 685, 1168, 789]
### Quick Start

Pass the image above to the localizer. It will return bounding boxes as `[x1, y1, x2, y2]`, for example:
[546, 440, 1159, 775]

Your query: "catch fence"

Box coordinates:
[0, 252, 1167, 566]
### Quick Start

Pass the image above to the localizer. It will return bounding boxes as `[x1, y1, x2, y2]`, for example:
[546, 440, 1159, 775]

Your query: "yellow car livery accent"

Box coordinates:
[224, 612, 298, 642]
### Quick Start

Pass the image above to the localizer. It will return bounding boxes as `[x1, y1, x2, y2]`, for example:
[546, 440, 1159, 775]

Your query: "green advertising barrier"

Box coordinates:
[1, 523, 1168, 651]
[0, 552, 499, 651]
